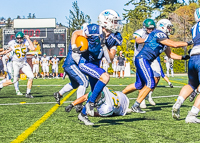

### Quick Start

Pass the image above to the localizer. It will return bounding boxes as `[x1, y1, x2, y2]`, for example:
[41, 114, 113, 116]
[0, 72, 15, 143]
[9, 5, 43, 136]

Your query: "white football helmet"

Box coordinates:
[156, 19, 174, 35]
[194, 8, 200, 22]
[98, 9, 123, 33]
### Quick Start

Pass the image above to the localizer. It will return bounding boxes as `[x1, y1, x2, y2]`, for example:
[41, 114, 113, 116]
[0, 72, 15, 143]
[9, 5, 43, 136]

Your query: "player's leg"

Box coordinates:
[79, 62, 107, 116]
[21, 63, 34, 98]
[118, 66, 121, 78]
[172, 58, 197, 119]
[56, 66, 58, 78]
[131, 58, 155, 113]
[47, 66, 50, 79]
[166, 63, 170, 77]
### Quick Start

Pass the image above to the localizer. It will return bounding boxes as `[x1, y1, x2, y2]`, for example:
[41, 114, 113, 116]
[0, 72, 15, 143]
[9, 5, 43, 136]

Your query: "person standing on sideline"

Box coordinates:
[32, 54, 39, 79]
[117, 51, 126, 78]
[112, 55, 118, 78]
[164, 56, 174, 77]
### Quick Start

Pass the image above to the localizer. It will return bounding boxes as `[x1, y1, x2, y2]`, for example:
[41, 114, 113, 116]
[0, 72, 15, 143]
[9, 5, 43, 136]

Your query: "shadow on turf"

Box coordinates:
[92, 117, 156, 127]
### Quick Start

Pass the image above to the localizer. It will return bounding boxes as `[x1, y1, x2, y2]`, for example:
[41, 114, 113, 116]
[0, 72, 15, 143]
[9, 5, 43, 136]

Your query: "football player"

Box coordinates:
[0, 51, 23, 95]
[172, 8, 200, 123]
[40, 53, 50, 79]
[0, 32, 35, 98]
[32, 54, 39, 79]
[65, 87, 129, 125]
[71, 9, 123, 124]
[53, 24, 89, 112]
[122, 19, 191, 113]
[50, 55, 59, 78]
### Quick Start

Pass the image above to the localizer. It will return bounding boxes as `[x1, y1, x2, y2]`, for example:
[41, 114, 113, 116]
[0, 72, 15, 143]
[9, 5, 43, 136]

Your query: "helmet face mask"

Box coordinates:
[98, 9, 123, 33]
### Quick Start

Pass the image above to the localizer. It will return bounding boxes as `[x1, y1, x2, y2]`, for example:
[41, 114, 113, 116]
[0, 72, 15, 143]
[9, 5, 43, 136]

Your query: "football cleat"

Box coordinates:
[169, 83, 173, 88]
[189, 91, 197, 102]
[78, 113, 94, 125]
[140, 100, 147, 109]
[185, 111, 200, 123]
[16, 90, 23, 96]
[65, 104, 74, 112]
[85, 102, 95, 116]
[172, 99, 182, 119]
[75, 104, 83, 113]
[25, 93, 34, 98]
[126, 108, 133, 113]
[131, 106, 146, 113]
[54, 92, 62, 105]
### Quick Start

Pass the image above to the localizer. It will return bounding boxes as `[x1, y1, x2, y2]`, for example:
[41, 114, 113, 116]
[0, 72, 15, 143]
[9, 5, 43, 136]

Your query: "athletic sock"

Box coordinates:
[89, 80, 106, 103]
[59, 83, 73, 95]
[133, 101, 140, 108]
[27, 88, 31, 94]
[191, 106, 200, 115]
[81, 106, 87, 116]
[14, 81, 19, 91]
[0, 83, 3, 88]
[77, 85, 86, 99]
[177, 96, 185, 104]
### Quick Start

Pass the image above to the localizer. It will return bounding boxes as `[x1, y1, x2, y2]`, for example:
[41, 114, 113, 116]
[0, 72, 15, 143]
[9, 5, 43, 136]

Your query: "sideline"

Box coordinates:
[11, 89, 76, 143]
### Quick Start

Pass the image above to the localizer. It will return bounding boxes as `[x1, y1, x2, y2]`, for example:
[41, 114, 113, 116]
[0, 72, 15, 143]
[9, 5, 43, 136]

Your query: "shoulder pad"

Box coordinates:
[133, 29, 145, 38]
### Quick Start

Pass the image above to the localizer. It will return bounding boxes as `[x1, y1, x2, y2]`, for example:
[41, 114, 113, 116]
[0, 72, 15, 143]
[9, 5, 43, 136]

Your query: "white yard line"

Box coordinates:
[12, 85, 183, 88]
[0, 95, 178, 106]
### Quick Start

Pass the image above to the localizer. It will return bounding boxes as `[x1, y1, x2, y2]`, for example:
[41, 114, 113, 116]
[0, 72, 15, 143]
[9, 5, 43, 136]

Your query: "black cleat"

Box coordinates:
[75, 104, 83, 113]
[25, 93, 34, 98]
[170, 83, 173, 88]
[65, 104, 74, 112]
[54, 92, 62, 105]
[189, 91, 197, 102]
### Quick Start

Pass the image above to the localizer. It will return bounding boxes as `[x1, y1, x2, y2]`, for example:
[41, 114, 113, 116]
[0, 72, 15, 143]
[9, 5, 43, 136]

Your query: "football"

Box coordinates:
[75, 36, 88, 51]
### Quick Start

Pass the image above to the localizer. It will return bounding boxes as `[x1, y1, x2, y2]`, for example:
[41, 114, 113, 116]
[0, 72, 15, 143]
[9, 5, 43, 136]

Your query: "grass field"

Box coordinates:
[1, 75, 199, 143]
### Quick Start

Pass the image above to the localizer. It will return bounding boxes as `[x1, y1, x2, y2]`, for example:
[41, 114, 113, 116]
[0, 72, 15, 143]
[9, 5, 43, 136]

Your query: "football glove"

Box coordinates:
[65, 104, 74, 112]
[72, 46, 87, 54]
[187, 40, 194, 46]
[182, 55, 190, 60]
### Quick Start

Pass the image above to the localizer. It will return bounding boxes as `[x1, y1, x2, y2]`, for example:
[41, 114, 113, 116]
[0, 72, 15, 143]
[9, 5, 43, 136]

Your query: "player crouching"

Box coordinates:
[65, 87, 129, 125]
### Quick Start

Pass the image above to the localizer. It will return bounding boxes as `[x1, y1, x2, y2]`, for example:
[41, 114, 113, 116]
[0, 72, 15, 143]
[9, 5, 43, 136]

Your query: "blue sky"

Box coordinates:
[1, 0, 134, 26]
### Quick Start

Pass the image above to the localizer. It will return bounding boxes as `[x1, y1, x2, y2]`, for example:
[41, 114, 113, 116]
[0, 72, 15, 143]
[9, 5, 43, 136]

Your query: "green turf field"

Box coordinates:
[1, 76, 199, 143]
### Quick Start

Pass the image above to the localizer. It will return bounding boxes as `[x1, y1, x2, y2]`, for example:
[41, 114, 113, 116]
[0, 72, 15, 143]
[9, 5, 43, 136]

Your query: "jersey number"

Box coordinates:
[15, 48, 26, 58]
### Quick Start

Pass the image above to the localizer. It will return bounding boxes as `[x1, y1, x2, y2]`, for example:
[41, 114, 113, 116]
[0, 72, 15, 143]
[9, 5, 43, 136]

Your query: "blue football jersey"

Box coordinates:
[63, 43, 76, 67]
[136, 30, 168, 62]
[191, 21, 200, 47]
[82, 24, 122, 62]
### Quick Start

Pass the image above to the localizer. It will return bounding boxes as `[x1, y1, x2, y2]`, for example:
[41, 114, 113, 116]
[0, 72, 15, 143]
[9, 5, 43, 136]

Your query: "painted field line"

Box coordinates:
[1, 94, 178, 106]
[13, 85, 183, 88]
[170, 80, 187, 85]
[129, 95, 178, 100]
[11, 89, 76, 143]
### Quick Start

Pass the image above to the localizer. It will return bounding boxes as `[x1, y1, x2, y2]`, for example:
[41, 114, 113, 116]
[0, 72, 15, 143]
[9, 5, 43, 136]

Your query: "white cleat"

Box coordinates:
[185, 111, 200, 123]
[126, 108, 133, 113]
[148, 98, 156, 106]
[140, 100, 147, 109]
[85, 102, 95, 116]
[131, 106, 146, 113]
[172, 99, 181, 119]
[78, 113, 94, 125]
[16, 90, 23, 96]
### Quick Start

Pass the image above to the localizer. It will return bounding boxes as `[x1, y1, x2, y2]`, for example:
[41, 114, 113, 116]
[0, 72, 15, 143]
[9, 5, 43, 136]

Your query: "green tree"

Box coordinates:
[66, 1, 91, 37]
[5, 17, 12, 27]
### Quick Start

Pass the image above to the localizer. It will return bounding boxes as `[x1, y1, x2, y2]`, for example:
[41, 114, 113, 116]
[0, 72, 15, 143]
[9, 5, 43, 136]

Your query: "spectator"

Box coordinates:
[0, 56, 4, 77]
[32, 54, 39, 79]
[112, 55, 118, 78]
[117, 51, 126, 78]
[164, 56, 174, 77]
[101, 57, 109, 73]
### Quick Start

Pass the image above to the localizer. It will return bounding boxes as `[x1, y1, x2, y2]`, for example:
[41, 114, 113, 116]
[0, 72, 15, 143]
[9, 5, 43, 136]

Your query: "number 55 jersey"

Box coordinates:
[8, 39, 29, 62]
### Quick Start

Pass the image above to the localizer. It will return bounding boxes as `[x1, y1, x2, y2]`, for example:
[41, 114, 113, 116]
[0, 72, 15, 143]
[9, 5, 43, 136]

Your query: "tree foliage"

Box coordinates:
[66, 1, 91, 37]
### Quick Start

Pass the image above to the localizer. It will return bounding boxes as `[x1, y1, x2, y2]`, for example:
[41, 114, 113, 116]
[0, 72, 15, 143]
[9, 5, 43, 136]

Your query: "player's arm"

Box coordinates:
[32, 59, 35, 65]
[135, 37, 145, 44]
[40, 60, 42, 66]
[0, 48, 12, 55]
[108, 48, 117, 62]
[24, 35, 35, 51]
[71, 30, 87, 48]
[165, 47, 185, 60]
[159, 39, 188, 48]
[0, 49, 3, 52]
